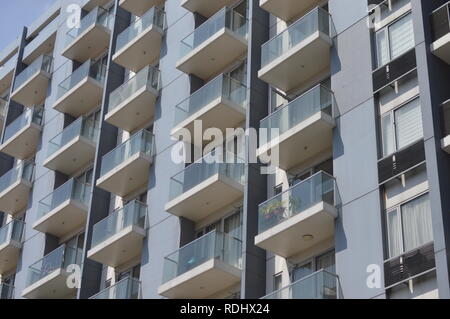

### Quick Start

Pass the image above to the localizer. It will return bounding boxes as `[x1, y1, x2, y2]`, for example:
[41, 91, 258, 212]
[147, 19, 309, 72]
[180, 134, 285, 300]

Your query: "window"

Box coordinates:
[376, 13, 414, 68]
[196, 208, 242, 239]
[380, 98, 423, 157]
[386, 193, 433, 258]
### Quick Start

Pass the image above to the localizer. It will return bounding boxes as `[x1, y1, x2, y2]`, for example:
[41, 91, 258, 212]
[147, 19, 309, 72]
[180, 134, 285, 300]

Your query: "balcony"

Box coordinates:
[53, 59, 107, 117]
[119, 0, 163, 17]
[96, 130, 154, 197]
[176, 7, 248, 80]
[262, 269, 339, 299]
[90, 277, 141, 299]
[158, 230, 242, 299]
[0, 162, 34, 215]
[10, 55, 52, 106]
[112, 7, 164, 73]
[0, 283, 14, 299]
[171, 74, 247, 145]
[257, 85, 335, 170]
[258, 7, 334, 93]
[105, 66, 160, 132]
[441, 100, 450, 153]
[260, 0, 322, 21]
[255, 171, 338, 258]
[181, 0, 241, 18]
[431, 3, 450, 64]
[0, 107, 43, 159]
[0, 219, 25, 274]
[33, 179, 91, 237]
[87, 201, 147, 267]
[165, 153, 245, 222]
[62, 6, 113, 63]
[22, 245, 82, 299]
[43, 117, 99, 175]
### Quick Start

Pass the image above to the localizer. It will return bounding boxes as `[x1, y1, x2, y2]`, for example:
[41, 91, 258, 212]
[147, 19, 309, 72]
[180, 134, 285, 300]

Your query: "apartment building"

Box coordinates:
[0, 0, 449, 300]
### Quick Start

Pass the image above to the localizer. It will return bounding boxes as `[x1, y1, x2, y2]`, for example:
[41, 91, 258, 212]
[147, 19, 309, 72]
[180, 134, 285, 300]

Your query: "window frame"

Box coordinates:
[375, 12, 414, 68]
[385, 191, 433, 258]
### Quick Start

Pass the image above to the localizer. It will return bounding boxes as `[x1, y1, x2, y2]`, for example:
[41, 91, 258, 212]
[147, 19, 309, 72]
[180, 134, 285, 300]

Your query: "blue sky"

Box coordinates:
[0, 0, 57, 50]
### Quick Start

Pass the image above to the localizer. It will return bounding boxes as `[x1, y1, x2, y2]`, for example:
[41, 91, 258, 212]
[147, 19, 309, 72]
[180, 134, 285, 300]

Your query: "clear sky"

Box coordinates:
[0, 0, 57, 51]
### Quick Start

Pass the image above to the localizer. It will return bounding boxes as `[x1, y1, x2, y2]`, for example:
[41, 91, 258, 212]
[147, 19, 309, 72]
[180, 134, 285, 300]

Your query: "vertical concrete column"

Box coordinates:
[240, 0, 269, 299]
[77, 0, 130, 299]
[411, 0, 450, 299]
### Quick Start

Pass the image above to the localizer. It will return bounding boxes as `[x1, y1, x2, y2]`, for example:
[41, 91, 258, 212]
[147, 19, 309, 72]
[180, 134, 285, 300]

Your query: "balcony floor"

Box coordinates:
[176, 29, 247, 80]
[105, 86, 158, 132]
[96, 153, 152, 197]
[11, 71, 50, 107]
[165, 173, 244, 222]
[62, 24, 111, 63]
[257, 111, 335, 170]
[33, 199, 88, 237]
[43, 136, 96, 175]
[22, 269, 77, 299]
[260, 0, 319, 21]
[158, 258, 241, 299]
[87, 225, 146, 267]
[112, 26, 163, 73]
[171, 97, 246, 147]
[441, 135, 450, 154]
[53, 77, 103, 117]
[0, 240, 22, 274]
[0, 179, 32, 215]
[0, 123, 41, 160]
[255, 201, 337, 258]
[431, 33, 450, 65]
[182, 0, 242, 18]
[258, 32, 331, 93]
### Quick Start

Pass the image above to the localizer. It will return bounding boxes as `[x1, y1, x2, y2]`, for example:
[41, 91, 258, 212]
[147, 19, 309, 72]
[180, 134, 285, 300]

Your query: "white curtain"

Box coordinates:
[401, 194, 433, 252]
[381, 114, 395, 156]
[376, 29, 389, 67]
[395, 98, 423, 150]
[389, 13, 414, 60]
[387, 208, 402, 257]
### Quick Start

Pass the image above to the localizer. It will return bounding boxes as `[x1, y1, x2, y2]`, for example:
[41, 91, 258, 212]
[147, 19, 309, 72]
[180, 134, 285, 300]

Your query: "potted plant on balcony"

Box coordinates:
[262, 200, 286, 228]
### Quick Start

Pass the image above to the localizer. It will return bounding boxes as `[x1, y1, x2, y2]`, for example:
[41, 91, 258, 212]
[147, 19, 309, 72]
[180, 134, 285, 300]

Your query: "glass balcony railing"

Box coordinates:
[262, 269, 339, 299]
[90, 277, 141, 299]
[13, 55, 52, 91]
[91, 200, 147, 248]
[432, 2, 450, 41]
[99, 129, 154, 178]
[169, 152, 245, 201]
[0, 161, 34, 194]
[57, 59, 107, 100]
[26, 245, 83, 287]
[174, 74, 247, 125]
[261, 7, 333, 68]
[0, 283, 14, 299]
[260, 85, 334, 146]
[2, 107, 43, 143]
[65, 6, 114, 48]
[47, 116, 100, 158]
[108, 66, 160, 112]
[162, 230, 242, 283]
[0, 53, 18, 81]
[258, 171, 337, 234]
[115, 7, 165, 53]
[0, 97, 7, 117]
[0, 219, 25, 246]
[179, 7, 248, 58]
[37, 179, 91, 220]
